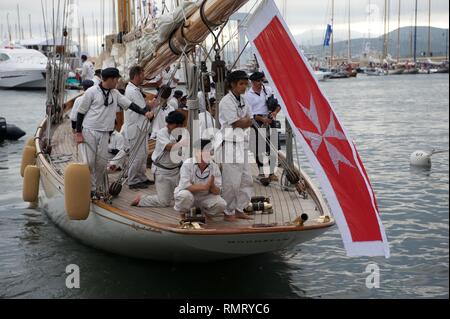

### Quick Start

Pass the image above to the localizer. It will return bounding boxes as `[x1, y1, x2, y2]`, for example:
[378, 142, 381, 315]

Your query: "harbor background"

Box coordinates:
[0, 74, 448, 299]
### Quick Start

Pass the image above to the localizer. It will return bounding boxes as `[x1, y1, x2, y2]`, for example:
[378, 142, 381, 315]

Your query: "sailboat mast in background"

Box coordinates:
[428, 0, 432, 56]
[397, 0, 401, 62]
[331, 0, 334, 67]
[413, 0, 418, 62]
[347, 0, 351, 62]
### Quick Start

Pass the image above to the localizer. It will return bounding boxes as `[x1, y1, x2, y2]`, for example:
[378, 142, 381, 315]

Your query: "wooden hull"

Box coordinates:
[33, 93, 334, 262]
[37, 155, 332, 262]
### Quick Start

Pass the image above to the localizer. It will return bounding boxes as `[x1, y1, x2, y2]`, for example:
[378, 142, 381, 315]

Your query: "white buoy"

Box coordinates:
[410, 151, 433, 168]
[410, 149, 449, 168]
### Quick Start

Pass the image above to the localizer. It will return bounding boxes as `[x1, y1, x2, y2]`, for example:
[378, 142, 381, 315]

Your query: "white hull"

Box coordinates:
[38, 164, 331, 262]
[0, 69, 46, 89]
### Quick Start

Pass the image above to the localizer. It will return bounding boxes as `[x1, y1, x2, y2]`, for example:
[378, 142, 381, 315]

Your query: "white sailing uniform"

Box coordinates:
[198, 111, 216, 141]
[156, 68, 179, 89]
[81, 60, 95, 81]
[174, 158, 226, 216]
[108, 130, 127, 170]
[78, 85, 133, 191]
[150, 102, 175, 140]
[70, 96, 84, 122]
[245, 85, 278, 175]
[137, 127, 184, 208]
[93, 75, 102, 86]
[217, 92, 254, 216]
[124, 82, 150, 186]
[168, 96, 179, 110]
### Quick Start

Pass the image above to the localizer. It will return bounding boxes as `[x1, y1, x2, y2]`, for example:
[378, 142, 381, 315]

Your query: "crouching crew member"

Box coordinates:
[174, 139, 226, 220]
[218, 70, 254, 222]
[132, 111, 187, 208]
[75, 67, 154, 195]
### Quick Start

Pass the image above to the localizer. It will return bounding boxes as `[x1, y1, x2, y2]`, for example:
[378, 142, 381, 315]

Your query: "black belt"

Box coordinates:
[153, 161, 182, 171]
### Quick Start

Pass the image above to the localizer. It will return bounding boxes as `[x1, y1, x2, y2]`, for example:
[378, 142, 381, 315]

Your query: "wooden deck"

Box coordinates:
[50, 119, 324, 231]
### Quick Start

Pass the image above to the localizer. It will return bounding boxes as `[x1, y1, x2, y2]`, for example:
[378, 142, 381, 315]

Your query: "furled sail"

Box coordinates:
[109, 0, 249, 81]
[247, 0, 390, 258]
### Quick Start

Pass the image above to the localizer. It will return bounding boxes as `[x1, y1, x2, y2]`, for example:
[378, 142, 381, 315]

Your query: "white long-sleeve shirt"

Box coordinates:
[81, 60, 95, 81]
[123, 82, 147, 140]
[174, 158, 222, 196]
[218, 92, 252, 147]
[78, 85, 132, 132]
[245, 85, 273, 116]
[70, 96, 84, 122]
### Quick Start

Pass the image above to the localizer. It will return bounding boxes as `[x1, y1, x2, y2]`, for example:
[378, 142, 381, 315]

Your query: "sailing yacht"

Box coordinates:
[21, 0, 389, 261]
[0, 48, 47, 89]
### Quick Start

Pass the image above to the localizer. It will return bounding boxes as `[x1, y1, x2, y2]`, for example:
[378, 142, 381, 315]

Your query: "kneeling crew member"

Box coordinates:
[132, 111, 187, 208]
[174, 139, 226, 220]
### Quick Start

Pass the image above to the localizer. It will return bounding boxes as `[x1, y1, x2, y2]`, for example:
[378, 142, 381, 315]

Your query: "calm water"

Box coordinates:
[0, 75, 448, 299]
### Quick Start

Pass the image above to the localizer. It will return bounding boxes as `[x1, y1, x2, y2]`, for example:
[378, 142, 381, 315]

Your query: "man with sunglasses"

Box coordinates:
[75, 67, 154, 196]
[246, 71, 281, 185]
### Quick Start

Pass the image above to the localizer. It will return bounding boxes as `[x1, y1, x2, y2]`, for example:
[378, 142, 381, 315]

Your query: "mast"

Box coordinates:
[17, 4, 22, 40]
[330, 0, 334, 67]
[6, 13, 12, 43]
[397, 0, 401, 62]
[347, 0, 351, 62]
[117, 0, 132, 34]
[382, 0, 388, 60]
[413, 0, 418, 63]
[112, 0, 117, 34]
[28, 14, 33, 39]
[82, 17, 86, 53]
[427, 0, 431, 56]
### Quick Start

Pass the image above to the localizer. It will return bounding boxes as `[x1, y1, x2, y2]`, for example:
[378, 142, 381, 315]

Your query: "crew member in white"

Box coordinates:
[75, 67, 154, 195]
[199, 97, 217, 141]
[132, 111, 188, 208]
[245, 71, 281, 183]
[81, 55, 95, 81]
[150, 85, 176, 140]
[93, 69, 102, 85]
[70, 80, 95, 133]
[217, 70, 254, 222]
[124, 65, 157, 189]
[168, 90, 184, 109]
[174, 139, 226, 221]
[156, 65, 179, 89]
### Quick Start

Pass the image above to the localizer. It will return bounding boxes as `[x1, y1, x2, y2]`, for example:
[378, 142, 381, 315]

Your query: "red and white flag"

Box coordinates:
[247, 0, 390, 257]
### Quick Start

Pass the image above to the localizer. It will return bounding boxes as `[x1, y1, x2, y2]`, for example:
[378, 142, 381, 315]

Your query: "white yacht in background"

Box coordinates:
[0, 48, 48, 89]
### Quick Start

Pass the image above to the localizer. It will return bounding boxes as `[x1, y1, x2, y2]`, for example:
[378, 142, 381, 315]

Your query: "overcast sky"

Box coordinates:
[1, 0, 449, 54]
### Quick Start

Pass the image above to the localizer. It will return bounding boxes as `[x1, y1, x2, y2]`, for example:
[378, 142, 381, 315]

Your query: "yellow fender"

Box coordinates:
[26, 137, 35, 147]
[64, 164, 91, 221]
[23, 165, 40, 203]
[20, 145, 36, 178]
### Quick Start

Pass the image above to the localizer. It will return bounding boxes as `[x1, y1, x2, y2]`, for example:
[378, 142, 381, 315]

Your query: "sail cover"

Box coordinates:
[247, 0, 390, 258]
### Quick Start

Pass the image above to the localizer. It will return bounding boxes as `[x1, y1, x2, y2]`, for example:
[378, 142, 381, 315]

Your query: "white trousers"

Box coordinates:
[174, 190, 227, 216]
[138, 171, 179, 207]
[221, 154, 254, 216]
[127, 135, 149, 186]
[82, 129, 109, 192]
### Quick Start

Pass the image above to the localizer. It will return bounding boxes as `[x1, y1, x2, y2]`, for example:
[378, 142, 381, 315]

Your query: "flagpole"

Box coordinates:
[413, 0, 418, 63]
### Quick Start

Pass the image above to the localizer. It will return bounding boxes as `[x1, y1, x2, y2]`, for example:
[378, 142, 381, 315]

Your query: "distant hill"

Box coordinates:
[302, 26, 449, 58]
